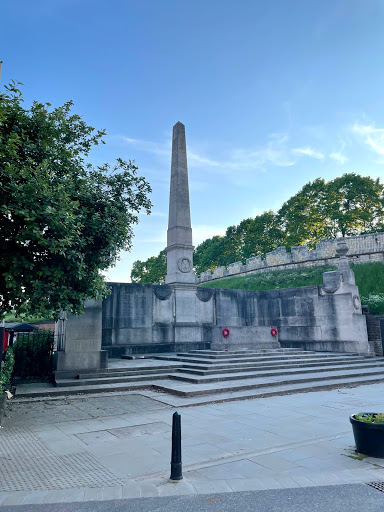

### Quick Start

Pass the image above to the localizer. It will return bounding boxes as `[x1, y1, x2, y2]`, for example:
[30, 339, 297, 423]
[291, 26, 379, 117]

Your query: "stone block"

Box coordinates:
[174, 325, 204, 343]
[199, 270, 212, 282]
[245, 256, 265, 270]
[265, 247, 291, 266]
[211, 326, 280, 350]
[315, 239, 336, 258]
[291, 245, 311, 262]
[228, 261, 242, 275]
[212, 266, 226, 278]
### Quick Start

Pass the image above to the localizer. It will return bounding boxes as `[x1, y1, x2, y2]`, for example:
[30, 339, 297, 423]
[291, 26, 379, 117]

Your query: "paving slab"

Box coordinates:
[1, 384, 384, 506]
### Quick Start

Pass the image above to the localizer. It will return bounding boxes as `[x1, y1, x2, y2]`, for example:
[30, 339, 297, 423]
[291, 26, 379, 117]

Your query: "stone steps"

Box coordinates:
[153, 352, 361, 365]
[154, 365, 384, 397]
[16, 349, 384, 404]
[77, 366, 180, 379]
[176, 356, 371, 374]
[17, 371, 384, 401]
[168, 361, 384, 384]
[56, 357, 384, 388]
[55, 372, 176, 387]
[140, 373, 384, 407]
[16, 379, 164, 398]
[187, 348, 306, 355]
[174, 349, 314, 359]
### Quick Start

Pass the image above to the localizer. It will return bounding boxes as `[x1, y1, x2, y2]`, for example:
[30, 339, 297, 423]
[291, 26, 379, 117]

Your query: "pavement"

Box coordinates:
[1, 383, 384, 507]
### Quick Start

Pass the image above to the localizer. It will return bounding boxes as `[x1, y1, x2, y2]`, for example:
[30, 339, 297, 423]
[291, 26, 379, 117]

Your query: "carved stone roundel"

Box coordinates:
[353, 295, 361, 310]
[178, 257, 192, 273]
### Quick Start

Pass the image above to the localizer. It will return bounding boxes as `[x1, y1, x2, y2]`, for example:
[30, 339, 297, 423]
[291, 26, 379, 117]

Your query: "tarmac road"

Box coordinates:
[1, 485, 384, 512]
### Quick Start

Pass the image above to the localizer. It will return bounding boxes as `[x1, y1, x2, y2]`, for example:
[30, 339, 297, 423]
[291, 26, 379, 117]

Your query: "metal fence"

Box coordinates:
[12, 331, 55, 380]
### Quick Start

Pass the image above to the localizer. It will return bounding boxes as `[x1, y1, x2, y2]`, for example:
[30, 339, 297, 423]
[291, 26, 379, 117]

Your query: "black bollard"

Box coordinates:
[170, 411, 183, 480]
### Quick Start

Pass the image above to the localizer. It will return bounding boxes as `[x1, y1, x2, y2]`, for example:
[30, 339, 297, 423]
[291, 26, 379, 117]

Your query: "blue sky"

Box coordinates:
[2, 0, 384, 281]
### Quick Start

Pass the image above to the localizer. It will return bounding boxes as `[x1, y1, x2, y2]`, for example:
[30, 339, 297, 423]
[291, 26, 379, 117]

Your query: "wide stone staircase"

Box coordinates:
[17, 349, 384, 405]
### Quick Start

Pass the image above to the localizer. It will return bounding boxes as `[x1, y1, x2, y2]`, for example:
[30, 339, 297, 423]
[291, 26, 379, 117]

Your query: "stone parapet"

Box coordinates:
[197, 232, 384, 283]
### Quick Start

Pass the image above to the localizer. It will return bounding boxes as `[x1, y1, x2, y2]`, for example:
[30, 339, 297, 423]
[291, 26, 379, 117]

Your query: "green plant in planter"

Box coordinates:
[0, 348, 15, 392]
[354, 413, 384, 424]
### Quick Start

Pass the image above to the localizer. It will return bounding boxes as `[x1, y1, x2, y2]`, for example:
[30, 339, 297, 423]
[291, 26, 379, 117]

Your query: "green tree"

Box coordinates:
[325, 173, 384, 237]
[0, 82, 152, 319]
[277, 174, 384, 247]
[235, 211, 285, 261]
[194, 236, 227, 275]
[131, 250, 167, 284]
[277, 178, 330, 248]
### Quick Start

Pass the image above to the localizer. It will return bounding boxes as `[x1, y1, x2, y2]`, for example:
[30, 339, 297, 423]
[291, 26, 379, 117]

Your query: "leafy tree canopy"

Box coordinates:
[131, 172, 384, 284]
[131, 250, 166, 284]
[0, 82, 152, 319]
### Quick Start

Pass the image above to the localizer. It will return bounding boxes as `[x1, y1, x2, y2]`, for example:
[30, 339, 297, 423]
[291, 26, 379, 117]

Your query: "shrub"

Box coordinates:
[0, 348, 15, 392]
[354, 413, 384, 424]
[360, 294, 384, 315]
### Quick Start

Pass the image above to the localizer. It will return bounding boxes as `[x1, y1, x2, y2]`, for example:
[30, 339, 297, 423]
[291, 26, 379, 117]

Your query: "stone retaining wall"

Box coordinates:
[365, 315, 384, 356]
[198, 232, 384, 283]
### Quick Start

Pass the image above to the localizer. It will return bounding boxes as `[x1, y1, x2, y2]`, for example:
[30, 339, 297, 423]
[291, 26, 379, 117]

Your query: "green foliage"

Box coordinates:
[276, 173, 384, 247]
[131, 250, 167, 284]
[354, 413, 384, 424]
[0, 348, 15, 392]
[12, 331, 54, 380]
[131, 172, 384, 283]
[360, 294, 384, 315]
[277, 178, 330, 248]
[0, 82, 152, 319]
[4, 313, 52, 323]
[326, 174, 384, 237]
[199, 265, 336, 291]
[353, 262, 384, 315]
[194, 236, 227, 275]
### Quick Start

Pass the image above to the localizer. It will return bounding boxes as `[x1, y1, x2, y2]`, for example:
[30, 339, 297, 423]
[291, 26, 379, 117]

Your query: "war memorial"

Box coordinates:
[52, 123, 372, 387]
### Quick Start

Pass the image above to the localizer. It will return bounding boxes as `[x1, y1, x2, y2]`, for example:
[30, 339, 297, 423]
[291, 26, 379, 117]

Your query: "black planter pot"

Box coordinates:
[350, 413, 384, 458]
[0, 391, 7, 426]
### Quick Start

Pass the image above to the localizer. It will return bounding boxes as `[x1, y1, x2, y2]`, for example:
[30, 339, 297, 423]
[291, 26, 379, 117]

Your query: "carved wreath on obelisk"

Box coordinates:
[178, 257, 192, 273]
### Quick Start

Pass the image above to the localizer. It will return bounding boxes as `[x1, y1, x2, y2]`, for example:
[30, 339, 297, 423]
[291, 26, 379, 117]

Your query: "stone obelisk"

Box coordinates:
[165, 122, 196, 287]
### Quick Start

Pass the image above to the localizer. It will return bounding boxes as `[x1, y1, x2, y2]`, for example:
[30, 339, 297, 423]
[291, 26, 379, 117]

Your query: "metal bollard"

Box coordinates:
[170, 411, 183, 480]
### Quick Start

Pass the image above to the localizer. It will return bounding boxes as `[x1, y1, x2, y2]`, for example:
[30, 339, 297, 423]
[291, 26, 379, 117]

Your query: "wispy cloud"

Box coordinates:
[227, 134, 295, 170]
[292, 146, 325, 159]
[120, 136, 171, 157]
[188, 152, 221, 168]
[352, 122, 384, 156]
[329, 151, 348, 164]
[119, 133, 295, 179]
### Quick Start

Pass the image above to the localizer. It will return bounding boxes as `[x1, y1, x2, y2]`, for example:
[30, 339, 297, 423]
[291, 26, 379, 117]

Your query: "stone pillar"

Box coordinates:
[165, 122, 196, 288]
[321, 242, 370, 354]
[54, 299, 107, 378]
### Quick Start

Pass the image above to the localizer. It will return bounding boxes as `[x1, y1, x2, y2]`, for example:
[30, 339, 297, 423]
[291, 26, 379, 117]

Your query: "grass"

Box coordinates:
[199, 262, 384, 315]
[199, 265, 337, 291]
[352, 262, 384, 315]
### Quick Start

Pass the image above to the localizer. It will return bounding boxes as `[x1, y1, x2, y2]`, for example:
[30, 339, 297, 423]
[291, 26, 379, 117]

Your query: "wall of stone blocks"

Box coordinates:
[213, 285, 368, 354]
[197, 232, 384, 283]
[101, 280, 369, 356]
[102, 283, 215, 356]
